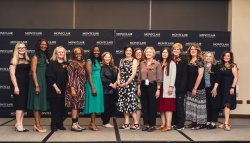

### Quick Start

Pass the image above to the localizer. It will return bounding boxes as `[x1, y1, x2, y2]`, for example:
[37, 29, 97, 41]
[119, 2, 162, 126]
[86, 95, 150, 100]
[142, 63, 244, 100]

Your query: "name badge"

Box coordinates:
[145, 79, 149, 86]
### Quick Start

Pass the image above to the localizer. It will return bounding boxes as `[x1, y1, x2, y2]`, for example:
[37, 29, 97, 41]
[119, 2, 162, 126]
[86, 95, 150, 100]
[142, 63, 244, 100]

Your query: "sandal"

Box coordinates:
[119, 123, 130, 129]
[156, 125, 165, 130]
[89, 123, 99, 131]
[161, 126, 172, 132]
[224, 124, 231, 131]
[130, 124, 140, 130]
[218, 124, 225, 129]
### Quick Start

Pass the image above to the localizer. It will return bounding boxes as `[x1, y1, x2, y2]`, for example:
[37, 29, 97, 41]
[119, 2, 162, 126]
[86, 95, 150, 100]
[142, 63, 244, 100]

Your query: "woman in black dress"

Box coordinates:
[9, 41, 30, 132]
[218, 50, 239, 131]
[46, 46, 68, 131]
[204, 52, 220, 129]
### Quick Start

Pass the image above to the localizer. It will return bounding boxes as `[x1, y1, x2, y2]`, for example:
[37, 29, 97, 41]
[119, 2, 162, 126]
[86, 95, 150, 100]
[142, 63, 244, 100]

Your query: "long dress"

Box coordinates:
[84, 59, 104, 114]
[27, 54, 49, 111]
[11, 64, 30, 110]
[117, 58, 136, 113]
[219, 64, 237, 110]
[65, 60, 86, 110]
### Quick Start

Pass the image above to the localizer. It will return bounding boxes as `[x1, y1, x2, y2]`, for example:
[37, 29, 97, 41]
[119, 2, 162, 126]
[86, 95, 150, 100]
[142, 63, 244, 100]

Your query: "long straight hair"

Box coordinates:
[160, 47, 172, 76]
[10, 41, 30, 65]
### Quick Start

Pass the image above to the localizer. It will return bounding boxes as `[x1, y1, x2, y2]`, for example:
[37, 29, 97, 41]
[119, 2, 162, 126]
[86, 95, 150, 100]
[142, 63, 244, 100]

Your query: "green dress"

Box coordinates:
[84, 59, 104, 114]
[27, 54, 49, 111]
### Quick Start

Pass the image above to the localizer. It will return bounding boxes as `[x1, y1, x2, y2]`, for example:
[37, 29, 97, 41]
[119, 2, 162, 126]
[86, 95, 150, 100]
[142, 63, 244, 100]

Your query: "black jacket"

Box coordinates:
[174, 57, 188, 94]
[100, 65, 118, 95]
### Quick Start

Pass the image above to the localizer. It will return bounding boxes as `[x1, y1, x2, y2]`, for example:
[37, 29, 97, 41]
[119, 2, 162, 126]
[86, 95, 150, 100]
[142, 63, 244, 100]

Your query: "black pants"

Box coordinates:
[206, 87, 219, 122]
[50, 96, 65, 126]
[172, 93, 185, 126]
[101, 94, 116, 125]
[141, 81, 157, 127]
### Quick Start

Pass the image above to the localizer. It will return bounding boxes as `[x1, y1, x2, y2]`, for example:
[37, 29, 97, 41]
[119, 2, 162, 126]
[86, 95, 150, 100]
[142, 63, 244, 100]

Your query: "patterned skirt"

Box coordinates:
[185, 89, 207, 124]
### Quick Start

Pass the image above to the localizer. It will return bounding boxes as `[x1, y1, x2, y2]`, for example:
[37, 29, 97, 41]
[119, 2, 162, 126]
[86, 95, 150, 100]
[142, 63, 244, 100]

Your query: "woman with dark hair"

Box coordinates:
[84, 45, 104, 131]
[157, 47, 176, 132]
[204, 52, 221, 129]
[218, 50, 239, 131]
[185, 44, 207, 130]
[117, 45, 138, 130]
[65, 47, 86, 132]
[46, 46, 68, 131]
[9, 41, 30, 132]
[27, 38, 50, 133]
[100, 52, 118, 128]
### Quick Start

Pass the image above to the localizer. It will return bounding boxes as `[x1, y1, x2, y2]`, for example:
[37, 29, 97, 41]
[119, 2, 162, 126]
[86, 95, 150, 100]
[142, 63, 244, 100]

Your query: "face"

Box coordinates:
[223, 53, 231, 62]
[93, 46, 100, 58]
[56, 48, 65, 60]
[17, 43, 26, 55]
[125, 47, 133, 58]
[135, 49, 142, 60]
[40, 41, 48, 51]
[103, 53, 112, 65]
[205, 53, 213, 63]
[74, 48, 83, 61]
[145, 48, 154, 59]
[173, 47, 181, 56]
[190, 46, 197, 57]
[161, 49, 168, 59]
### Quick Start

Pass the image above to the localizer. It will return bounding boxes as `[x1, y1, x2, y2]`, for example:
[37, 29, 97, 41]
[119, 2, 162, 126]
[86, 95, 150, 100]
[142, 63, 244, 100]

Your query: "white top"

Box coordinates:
[162, 61, 176, 98]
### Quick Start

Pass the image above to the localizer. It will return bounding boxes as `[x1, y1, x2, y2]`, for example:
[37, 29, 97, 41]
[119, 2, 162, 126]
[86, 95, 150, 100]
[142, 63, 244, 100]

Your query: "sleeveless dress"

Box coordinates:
[117, 58, 136, 113]
[27, 54, 49, 111]
[11, 64, 30, 110]
[84, 59, 104, 114]
[220, 64, 237, 110]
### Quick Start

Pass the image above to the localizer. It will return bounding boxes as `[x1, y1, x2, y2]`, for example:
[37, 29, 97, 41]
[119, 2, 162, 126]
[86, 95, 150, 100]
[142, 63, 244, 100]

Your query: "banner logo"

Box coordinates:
[0, 50, 13, 54]
[213, 43, 230, 47]
[116, 33, 133, 37]
[0, 103, 13, 108]
[82, 32, 100, 36]
[0, 68, 9, 72]
[96, 41, 113, 46]
[68, 41, 85, 46]
[25, 32, 42, 36]
[28, 50, 35, 53]
[199, 34, 216, 38]
[129, 42, 146, 46]
[144, 33, 160, 37]
[10, 41, 28, 45]
[54, 32, 71, 36]
[48, 41, 57, 45]
[172, 33, 188, 38]
[0, 32, 13, 36]
[0, 85, 10, 90]
[115, 50, 124, 55]
[185, 42, 202, 47]
[157, 42, 174, 47]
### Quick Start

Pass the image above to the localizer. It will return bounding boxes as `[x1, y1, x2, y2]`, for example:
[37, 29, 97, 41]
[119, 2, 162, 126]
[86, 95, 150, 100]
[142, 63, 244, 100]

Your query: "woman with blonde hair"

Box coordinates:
[100, 52, 118, 128]
[185, 44, 207, 130]
[46, 46, 68, 131]
[138, 46, 162, 132]
[9, 41, 30, 132]
[203, 52, 220, 129]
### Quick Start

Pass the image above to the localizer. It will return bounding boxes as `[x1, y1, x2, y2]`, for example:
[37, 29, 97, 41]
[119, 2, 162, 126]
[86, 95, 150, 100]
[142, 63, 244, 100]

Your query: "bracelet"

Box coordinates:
[231, 86, 235, 89]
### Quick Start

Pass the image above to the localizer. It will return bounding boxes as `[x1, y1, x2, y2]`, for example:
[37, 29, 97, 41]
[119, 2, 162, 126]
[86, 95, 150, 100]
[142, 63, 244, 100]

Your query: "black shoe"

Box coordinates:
[57, 123, 66, 130]
[142, 126, 149, 131]
[176, 125, 185, 130]
[147, 126, 156, 132]
[191, 124, 207, 130]
[207, 124, 216, 129]
[186, 122, 197, 128]
[51, 125, 58, 131]
[172, 125, 177, 130]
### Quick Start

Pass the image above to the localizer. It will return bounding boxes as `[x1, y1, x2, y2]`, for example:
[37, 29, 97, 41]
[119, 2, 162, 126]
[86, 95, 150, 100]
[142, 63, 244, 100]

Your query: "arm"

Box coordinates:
[137, 63, 141, 96]
[230, 65, 239, 95]
[67, 62, 77, 97]
[31, 56, 40, 94]
[86, 60, 97, 96]
[192, 67, 204, 96]
[155, 61, 163, 98]
[180, 60, 188, 93]
[168, 62, 176, 95]
[9, 64, 19, 95]
[211, 65, 220, 97]
[120, 59, 137, 87]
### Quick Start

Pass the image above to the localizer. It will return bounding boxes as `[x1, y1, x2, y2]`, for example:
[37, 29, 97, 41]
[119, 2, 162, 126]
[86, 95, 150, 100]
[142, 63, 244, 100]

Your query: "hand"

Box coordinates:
[14, 87, 19, 96]
[168, 87, 173, 95]
[112, 82, 117, 89]
[211, 88, 217, 97]
[55, 87, 61, 95]
[119, 82, 126, 88]
[71, 89, 76, 97]
[230, 88, 235, 95]
[92, 87, 97, 96]
[155, 89, 160, 99]
[35, 86, 40, 95]
[192, 88, 197, 96]
[137, 89, 141, 96]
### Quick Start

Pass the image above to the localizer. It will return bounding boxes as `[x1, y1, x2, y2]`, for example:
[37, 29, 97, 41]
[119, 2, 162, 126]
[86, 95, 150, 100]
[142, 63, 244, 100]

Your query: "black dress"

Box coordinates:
[219, 64, 237, 110]
[11, 64, 30, 110]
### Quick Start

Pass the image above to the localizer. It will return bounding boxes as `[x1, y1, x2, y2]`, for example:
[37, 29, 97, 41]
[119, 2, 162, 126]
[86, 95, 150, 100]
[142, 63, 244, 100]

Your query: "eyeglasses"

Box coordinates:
[18, 47, 26, 49]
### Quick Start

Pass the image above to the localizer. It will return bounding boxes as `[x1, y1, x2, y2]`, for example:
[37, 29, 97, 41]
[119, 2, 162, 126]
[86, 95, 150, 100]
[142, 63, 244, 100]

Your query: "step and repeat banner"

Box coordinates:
[0, 29, 230, 117]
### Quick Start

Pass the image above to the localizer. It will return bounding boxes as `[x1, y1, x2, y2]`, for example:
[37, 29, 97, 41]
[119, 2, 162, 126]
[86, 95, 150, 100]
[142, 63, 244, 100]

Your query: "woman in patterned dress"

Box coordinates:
[185, 43, 207, 130]
[65, 47, 86, 132]
[117, 45, 138, 129]
[218, 50, 239, 131]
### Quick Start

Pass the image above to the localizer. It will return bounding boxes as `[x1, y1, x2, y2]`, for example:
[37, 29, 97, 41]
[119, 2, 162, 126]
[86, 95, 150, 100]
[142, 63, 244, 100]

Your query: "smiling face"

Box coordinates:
[205, 53, 213, 63]
[145, 48, 154, 59]
[135, 49, 142, 60]
[40, 41, 48, 52]
[56, 48, 65, 60]
[74, 48, 83, 61]
[17, 43, 26, 55]
[161, 49, 169, 60]
[172, 47, 181, 57]
[125, 47, 133, 58]
[190, 46, 198, 57]
[93, 46, 100, 58]
[103, 53, 112, 65]
[223, 53, 231, 63]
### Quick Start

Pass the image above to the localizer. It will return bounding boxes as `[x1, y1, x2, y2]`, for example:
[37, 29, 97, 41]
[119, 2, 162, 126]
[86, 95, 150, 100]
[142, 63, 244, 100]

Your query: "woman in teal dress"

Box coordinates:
[84, 45, 104, 131]
[27, 39, 50, 133]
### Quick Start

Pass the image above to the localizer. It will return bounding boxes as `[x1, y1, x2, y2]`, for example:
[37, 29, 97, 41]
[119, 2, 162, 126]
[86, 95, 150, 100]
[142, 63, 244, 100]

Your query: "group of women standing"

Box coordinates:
[9, 39, 239, 133]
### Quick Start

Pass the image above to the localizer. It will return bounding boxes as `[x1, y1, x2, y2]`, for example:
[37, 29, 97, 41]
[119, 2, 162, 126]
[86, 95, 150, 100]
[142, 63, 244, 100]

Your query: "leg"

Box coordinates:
[15, 110, 23, 130]
[157, 111, 165, 129]
[101, 94, 110, 125]
[141, 84, 149, 126]
[176, 94, 185, 128]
